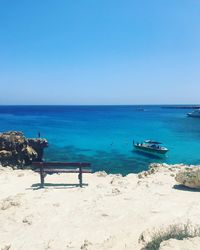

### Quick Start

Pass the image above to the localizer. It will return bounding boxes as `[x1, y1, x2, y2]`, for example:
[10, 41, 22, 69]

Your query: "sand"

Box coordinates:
[1, 165, 200, 250]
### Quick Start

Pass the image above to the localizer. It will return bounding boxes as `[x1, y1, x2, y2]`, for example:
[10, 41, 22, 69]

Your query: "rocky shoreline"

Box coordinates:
[139, 163, 200, 189]
[1, 131, 200, 189]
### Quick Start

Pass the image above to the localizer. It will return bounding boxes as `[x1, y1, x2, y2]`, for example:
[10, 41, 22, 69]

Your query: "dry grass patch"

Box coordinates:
[141, 223, 200, 250]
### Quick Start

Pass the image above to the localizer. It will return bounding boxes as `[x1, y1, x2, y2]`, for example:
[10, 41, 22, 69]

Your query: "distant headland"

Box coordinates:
[161, 105, 200, 109]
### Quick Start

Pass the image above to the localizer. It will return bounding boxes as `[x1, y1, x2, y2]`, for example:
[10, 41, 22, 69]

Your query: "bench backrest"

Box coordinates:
[32, 162, 91, 169]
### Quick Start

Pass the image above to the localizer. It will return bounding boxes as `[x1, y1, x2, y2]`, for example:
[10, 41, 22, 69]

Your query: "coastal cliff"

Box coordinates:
[0, 131, 48, 168]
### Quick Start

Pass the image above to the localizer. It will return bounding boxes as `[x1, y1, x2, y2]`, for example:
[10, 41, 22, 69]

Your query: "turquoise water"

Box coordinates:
[0, 105, 200, 174]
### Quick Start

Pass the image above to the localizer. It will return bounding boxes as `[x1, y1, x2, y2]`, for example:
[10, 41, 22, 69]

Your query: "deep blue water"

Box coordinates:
[0, 105, 200, 175]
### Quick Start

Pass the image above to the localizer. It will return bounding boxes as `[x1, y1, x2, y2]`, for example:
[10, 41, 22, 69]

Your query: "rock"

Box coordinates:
[1, 244, 11, 250]
[80, 240, 92, 250]
[28, 138, 48, 161]
[138, 230, 152, 244]
[175, 168, 200, 188]
[0, 150, 12, 158]
[26, 145, 38, 157]
[96, 171, 107, 177]
[0, 131, 48, 168]
[138, 173, 143, 179]
[138, 166, 158, 179]
[0, 196, 21, 210]
[110, 175, 123, 185]
[22, 215, 33, 225]
[17, 172, 24, 177]
[111, 188, 121, 195]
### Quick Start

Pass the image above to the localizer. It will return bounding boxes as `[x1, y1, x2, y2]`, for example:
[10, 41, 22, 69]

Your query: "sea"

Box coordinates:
[0, 105, 200, 175]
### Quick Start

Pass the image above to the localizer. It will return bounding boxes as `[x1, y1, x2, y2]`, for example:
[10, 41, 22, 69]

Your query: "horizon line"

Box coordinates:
[0, 104, 199, 106]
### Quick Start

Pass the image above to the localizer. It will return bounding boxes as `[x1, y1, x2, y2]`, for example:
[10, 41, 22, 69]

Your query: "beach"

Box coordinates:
[1, 164, 200, 250]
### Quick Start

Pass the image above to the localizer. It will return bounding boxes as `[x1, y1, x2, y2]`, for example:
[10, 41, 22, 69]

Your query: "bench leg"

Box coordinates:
[40, 172, 45, 188]
[78, 173, 83, 188]
[39, 164, 45, 188]
[79, 166, 83, 188]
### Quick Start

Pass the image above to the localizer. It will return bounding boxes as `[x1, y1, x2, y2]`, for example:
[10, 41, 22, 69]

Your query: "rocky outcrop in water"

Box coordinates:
[0, 131, 48, 168]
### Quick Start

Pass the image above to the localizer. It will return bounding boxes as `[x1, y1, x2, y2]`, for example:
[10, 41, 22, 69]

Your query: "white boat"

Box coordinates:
[133, 140, 169, 155]
[187, 109, 200, 118]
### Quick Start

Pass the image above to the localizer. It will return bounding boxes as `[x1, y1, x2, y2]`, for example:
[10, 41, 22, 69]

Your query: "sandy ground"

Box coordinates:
[1, 165, 200, 250]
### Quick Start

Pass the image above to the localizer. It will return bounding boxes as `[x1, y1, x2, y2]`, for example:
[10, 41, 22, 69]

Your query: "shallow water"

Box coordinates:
[0, 105, 200, 175]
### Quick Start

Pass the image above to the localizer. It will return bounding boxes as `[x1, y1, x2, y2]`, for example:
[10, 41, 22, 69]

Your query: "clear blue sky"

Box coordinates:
[0, 0, 200, 105]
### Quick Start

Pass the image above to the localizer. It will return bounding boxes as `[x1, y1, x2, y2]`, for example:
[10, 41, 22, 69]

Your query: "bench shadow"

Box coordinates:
[29, 183, 88, 190]
[173, 184, 200, 192]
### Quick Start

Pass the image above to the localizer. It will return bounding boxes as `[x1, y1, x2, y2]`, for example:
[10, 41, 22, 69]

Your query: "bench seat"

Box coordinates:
[32, 162, 92, 188]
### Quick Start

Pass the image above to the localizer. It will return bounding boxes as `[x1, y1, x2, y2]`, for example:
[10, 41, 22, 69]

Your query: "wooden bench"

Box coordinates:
[32, 162, 92, 188]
